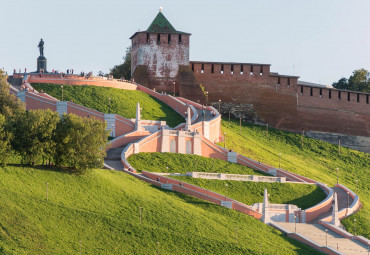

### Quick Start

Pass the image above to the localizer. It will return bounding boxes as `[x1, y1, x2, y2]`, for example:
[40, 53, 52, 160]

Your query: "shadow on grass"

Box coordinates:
[7, 163, 82, 175]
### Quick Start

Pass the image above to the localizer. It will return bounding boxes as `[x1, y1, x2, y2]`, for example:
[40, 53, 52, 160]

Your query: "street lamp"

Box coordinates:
[225, 183, 228, 200]
[108, 97, 111, 114]
[61, 85, 63, 101]
[279, 153, 282, 169]
[173, 81, 176, 96]
[139, 206, 143, 224]
[354, 219, 356, 236]
[205, 91, 208, 107]
[325, 229, 328, 246]
[224, 133, 226, 148]
[336, 168, 339, 185]
[294, 215, 297, 233]
[218, 99, 221, 113]
[347, 191, 349, 215]
[45, 182, 49, 202]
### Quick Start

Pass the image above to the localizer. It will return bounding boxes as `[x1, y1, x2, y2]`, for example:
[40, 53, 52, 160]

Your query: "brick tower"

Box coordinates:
[130, 10, 191, 94]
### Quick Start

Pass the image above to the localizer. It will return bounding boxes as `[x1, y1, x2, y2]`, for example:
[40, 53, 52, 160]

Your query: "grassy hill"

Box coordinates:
[0, 164, 320, 254]
[219, 118, 369, 238]
[31, 83, 184, 127]
[128, 152, 326, 210]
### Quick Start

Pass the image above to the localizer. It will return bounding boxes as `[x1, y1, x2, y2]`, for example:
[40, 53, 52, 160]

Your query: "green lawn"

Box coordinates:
[219, 118, 369, 238]
[31, 83, 184, 127]
[0, 164, 320, 254]
[127, 152, 269, 176]
[128, 153, 326, 210]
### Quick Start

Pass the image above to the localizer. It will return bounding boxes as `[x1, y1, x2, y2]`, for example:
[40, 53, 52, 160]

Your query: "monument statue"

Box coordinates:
[38, 39, 44, 57]
[37, 38, 47, 72]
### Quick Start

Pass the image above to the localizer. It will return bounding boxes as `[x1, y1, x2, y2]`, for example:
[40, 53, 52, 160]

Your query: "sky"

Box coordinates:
[0, 0, 369, 85]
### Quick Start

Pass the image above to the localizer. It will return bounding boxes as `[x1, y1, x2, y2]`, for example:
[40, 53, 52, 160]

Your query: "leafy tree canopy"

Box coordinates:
[332, 68, 370, 93]
[0, 70, 23, 118]
[110, 46, 131, 80]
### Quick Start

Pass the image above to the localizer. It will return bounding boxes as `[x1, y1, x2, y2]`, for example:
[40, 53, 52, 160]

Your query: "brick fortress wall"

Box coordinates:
[188, 61, 370, 138]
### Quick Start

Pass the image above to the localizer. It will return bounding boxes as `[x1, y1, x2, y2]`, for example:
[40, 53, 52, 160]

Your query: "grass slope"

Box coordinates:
[0, 165, 320, 254]
[31, 83, 184, 127]
[219, 118, 369, 238]
[128, 152, 326, 210]
[128, 152, 269, 176]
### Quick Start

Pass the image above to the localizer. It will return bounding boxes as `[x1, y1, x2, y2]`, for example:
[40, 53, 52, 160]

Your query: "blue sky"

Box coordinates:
[1, 0, 369, 85]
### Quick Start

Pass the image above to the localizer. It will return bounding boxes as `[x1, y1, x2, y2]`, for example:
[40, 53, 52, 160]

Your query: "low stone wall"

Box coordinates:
[187, 172, 286, 183]
[304, 183, 334, 223]
[306, 130, 370, 154]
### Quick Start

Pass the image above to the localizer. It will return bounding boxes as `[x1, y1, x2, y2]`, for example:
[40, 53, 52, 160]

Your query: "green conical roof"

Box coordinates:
[146, 12, 177, 33]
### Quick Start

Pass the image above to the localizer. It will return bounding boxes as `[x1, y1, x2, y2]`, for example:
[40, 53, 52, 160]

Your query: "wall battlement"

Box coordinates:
[130, 11, 370, 140]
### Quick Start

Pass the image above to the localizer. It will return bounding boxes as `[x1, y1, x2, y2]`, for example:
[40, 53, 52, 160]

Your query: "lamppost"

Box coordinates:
[356, 180, 358, 195]
[279, 153, 282, 169]
[61, 85, 63, 101]
[347, 191, 349, 215]
[79, 240, 82, 254]
[338, 136, 341, 156]
[166, 166, 168, 175]
[294, 215, 297, 233]
[239, 117, 242, 134]
[139, 206, 143, 224]
[45, 182, 49, 202]
[205, 91, 208, 107]
[173, 81, 176, 96]
[336, 168, 339, 185]
[111, 124, 114, 137]
[325, 229, 328, 246]
[225, 183, 228, 200]
[354, 219, 356, 236]
[224, 133, 226, 148]
[218, 99, 221, 113]
[108, 97, 111, 114]
[259, 244, 262, 255]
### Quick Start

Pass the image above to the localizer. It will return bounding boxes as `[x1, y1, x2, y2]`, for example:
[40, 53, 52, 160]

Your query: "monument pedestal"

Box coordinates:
[37, 56, 47, 73]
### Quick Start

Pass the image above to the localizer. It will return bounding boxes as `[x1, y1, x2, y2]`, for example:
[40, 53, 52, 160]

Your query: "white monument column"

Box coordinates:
[185, 106, 191, 131]
[136, 102, 142, 131]
[261, 189, 270, 223]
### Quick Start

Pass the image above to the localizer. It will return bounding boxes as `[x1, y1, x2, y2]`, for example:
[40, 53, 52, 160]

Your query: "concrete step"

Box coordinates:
[276, 223, 368, 255]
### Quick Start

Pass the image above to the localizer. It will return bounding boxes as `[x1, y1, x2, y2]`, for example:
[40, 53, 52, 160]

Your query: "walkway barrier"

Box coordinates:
[303, 182, 334, 223]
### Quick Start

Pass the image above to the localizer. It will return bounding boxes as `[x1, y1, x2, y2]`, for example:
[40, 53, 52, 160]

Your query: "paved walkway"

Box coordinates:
[277, 223, 368, 254]
[193, 107, 214, 123]
[104, 146, 125, 170]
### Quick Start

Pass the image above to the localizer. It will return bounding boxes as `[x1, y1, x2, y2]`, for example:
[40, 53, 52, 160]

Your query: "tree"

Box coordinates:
[332, 69, 370, 93]
[0, 114, 13, 166]
[54, 114, 109, 172]
[110, 46, 131, 80]
[0, 69, 23, 118]
[11, 110, 59, 165]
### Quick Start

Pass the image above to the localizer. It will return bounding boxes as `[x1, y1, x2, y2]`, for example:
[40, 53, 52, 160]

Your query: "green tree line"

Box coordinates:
[110, 46, 131, 80]
[0, 70, 109, 172]
[332, 68, 370, 93]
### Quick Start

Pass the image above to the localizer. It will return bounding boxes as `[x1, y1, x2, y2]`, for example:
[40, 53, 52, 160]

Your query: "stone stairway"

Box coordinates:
[104, 146, 125, 170]
[311, 186, 354, 224]
[276, 223, 368, 254]
[7, 77, 23, 90]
